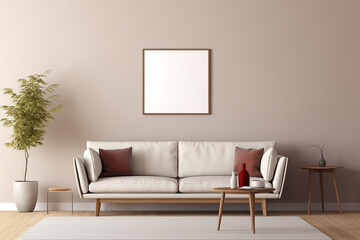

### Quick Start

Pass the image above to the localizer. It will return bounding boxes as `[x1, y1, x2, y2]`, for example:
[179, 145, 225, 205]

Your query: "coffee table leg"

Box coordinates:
[217, 192, 225, 231]
[249, 192, 255, 234]
[308, 170, 312, 215]
[331, 170, 342, 214]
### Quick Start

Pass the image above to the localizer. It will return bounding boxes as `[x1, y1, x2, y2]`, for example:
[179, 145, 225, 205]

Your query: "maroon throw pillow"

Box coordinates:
[234, 147, 264, 177]
[99, 147, 133, 177]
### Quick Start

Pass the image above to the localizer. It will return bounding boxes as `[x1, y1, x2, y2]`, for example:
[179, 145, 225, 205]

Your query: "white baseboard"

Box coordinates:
[1, 202, 359, 211]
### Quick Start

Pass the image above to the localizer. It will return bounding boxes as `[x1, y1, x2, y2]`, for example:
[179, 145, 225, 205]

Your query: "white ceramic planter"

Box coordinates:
[13, 181, 38, 212]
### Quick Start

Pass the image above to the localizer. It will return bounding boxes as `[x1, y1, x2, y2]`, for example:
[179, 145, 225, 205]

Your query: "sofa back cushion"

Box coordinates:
[178, 141, 276, 178]
[260, 147, 278, 181]
[83, 148, 102, 182]
[86, 141, 177, 178]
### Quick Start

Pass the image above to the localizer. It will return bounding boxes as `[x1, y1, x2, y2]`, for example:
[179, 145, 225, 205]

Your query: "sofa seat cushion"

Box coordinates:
[89, 176, 178, 193]
[179, 176, 272, 193]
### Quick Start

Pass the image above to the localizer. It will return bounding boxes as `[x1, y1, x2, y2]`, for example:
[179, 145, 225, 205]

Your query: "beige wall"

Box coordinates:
[0, 0, 359, 209]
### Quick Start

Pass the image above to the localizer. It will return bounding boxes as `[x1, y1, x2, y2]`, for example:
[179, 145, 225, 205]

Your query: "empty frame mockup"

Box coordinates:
[143, 49, 210, 115]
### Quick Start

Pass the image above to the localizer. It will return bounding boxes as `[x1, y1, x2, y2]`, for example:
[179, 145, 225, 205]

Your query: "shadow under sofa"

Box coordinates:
[73, 141, 288, 216]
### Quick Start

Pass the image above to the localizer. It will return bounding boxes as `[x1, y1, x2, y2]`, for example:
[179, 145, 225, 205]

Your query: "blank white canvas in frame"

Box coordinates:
[143, 49, 210, 114]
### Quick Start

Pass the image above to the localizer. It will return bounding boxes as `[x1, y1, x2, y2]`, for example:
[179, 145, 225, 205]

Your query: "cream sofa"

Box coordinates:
[73, 141, 288, 216]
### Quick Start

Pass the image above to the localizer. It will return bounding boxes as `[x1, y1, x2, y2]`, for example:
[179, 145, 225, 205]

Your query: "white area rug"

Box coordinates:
[19, 216, 330, 240]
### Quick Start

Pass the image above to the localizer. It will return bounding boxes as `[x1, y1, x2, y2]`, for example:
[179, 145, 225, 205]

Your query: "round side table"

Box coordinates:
[298, 166, 343, 214]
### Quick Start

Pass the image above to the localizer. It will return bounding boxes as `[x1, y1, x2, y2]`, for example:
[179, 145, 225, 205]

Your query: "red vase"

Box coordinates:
[239, 163, 250, 187]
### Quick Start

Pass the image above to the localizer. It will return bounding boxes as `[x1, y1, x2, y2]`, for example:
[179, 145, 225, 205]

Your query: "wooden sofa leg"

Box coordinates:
[95, 199, 101, 216]
[261, 199, 267, 216]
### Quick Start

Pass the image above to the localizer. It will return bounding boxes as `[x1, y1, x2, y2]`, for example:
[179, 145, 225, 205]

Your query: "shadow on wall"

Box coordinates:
[276, 144, 305, 202]
[31, 76, 89, 203]
[45, 81, 85, 143]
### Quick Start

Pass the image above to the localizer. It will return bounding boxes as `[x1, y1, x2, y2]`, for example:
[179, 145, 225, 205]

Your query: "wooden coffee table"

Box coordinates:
[213, 187, 275, 234]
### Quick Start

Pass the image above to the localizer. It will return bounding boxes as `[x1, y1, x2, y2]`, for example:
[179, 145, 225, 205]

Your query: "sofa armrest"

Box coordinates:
[73, 157, 89, 198]
[272, 155, 288, 197]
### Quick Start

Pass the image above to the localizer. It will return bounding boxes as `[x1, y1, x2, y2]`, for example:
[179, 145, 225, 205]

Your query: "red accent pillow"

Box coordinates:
[234, 147, 264, 177]
[99, 147, 133, 177]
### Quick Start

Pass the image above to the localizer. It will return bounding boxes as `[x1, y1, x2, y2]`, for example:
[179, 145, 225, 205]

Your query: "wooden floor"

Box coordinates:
[0, 210, 359, 240]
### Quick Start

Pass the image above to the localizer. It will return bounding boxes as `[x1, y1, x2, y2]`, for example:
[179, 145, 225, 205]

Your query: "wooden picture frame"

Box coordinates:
[142, 49, 211, 115]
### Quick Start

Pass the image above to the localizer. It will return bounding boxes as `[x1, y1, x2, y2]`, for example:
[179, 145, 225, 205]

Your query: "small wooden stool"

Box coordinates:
[47, 188, 73, 214]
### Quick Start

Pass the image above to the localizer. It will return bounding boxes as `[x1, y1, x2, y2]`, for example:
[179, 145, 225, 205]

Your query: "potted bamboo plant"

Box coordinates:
[1, 71, 63, 212]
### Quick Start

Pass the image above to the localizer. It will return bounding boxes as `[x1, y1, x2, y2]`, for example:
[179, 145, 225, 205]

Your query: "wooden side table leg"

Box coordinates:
[249, 192, 255, 234]
[331, 170, 342, 214]
[307, 170, 313, 215]
[217, 192, 226, 231]
[319, 171, 324, 212]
